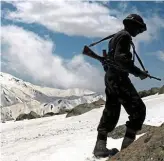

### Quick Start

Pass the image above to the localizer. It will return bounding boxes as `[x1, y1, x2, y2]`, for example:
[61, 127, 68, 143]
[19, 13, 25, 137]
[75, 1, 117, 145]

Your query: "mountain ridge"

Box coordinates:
[0, 72, 104, 121]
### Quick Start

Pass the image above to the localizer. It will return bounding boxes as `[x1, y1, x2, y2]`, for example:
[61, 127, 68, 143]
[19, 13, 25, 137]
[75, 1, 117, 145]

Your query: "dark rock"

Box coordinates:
[150, 87, 160, 95]
[66, 99, 105, 118]
[108, 123, 164, 161]
[50, 104, 53, 110]
[29, 111, 40, 119]
[59, 106, 69, 114]
[107, 124, 158, 139]
[139, 87, 160, 98]
[16, 113, 28, 121]
[159, 85, 164, 94]
[43, 112, 55, 117]
[16, 111, 40, 121]
[44, 103, 48, 107]
[5, 96, 10, 102]
[92, 98, 105, 106]
[58, 100, 62, 104]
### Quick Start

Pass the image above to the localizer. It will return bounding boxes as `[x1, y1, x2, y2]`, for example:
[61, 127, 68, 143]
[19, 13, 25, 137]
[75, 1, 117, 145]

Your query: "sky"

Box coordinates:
[1, 0, 164, 92]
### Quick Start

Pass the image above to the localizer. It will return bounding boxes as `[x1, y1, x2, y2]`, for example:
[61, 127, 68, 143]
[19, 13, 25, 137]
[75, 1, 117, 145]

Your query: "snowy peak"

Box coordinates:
[1, 85, 23, 107]
[0, 72, 104, 121]
[0, 72, 28, 88]
[0, 72, 95, 98]
[0, 72, 55, 105]
[31, 85, 95, 97]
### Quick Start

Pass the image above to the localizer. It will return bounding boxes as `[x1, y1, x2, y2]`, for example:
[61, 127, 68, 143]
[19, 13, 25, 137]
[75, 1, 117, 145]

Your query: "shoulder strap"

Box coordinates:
[130, 41, 146, 71]
[88, 30, 126, 48]
[88, 34, 115, 47]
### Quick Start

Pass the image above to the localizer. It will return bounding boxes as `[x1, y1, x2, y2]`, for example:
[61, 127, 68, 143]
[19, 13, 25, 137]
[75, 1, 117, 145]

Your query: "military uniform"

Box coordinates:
[97, 30, 146, 140]
[93, 14, 147, 158]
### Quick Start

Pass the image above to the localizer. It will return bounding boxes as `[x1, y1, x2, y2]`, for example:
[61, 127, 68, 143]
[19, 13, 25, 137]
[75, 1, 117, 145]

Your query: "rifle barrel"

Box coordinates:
[149, 75, 161, 81]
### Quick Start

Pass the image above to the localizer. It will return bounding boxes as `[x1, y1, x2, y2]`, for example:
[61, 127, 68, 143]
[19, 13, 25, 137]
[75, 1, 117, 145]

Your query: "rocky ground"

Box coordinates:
[139, 85, 164, 98]
[66, 98, 105, 117]
[108, 123, 164, 161]
[107, 124, 158, 139]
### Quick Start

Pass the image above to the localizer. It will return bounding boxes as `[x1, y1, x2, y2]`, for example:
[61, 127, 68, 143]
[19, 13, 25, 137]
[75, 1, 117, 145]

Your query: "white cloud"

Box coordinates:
[5, 1, 122, 37]
[147, 50, 164, 62]
[1, 1, 164, 92]
[156, 51, 164, 61]
[1, 25, 104, 92]
[135, 15, 164, 43]
[5, 1, 164, 43]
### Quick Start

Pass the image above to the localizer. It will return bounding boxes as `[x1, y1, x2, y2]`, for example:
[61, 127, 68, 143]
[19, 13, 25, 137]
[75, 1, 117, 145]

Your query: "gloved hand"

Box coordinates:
[139, 70, 149, 80]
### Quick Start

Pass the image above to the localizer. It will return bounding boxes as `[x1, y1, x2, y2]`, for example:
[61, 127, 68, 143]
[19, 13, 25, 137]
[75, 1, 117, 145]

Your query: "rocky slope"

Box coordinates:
[159, 85, 164, 94]
[139, 86, 164, 98]
[66, 98, 105, 117]
[107, 124, 158, 139]
[108, 123, 164, 161]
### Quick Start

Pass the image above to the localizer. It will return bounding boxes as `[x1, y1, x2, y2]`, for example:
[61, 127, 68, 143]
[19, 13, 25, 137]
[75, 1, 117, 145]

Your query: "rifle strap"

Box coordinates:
[88, 34, 115, 47]
[130, 41, 146, 71]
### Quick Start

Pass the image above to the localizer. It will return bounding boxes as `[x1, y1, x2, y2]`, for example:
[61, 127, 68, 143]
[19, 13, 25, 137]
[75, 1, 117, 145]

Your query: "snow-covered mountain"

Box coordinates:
[1, 94, 164, 161]
[0, 72, 104, 121]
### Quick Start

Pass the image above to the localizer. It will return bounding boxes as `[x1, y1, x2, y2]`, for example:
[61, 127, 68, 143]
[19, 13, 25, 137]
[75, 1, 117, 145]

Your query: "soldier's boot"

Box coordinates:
[121, 128, 137, 150]
[93, 139, 119, 158]
[93, 132, 119, 158]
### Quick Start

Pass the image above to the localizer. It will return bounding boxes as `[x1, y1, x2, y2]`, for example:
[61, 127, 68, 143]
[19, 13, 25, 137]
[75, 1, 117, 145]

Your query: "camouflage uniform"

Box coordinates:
[97, 30, 146, 139]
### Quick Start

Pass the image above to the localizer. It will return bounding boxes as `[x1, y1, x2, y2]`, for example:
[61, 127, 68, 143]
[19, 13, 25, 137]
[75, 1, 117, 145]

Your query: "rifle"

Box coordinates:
[82, 45, 161, 81]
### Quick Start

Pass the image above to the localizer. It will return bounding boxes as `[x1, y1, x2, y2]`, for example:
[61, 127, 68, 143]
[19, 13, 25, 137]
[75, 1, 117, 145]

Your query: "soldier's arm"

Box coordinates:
[114, 34, 142, 77]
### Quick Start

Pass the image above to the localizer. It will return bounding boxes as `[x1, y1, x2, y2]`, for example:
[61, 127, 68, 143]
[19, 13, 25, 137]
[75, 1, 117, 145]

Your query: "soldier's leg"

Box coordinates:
[97, 87, 121, 141]
[93, 87, 121, 157]
[118, 78, 146, 150]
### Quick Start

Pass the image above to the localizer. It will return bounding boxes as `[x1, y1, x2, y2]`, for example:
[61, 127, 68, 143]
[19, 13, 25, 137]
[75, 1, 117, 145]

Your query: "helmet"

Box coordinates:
[123, 14, 147, 33]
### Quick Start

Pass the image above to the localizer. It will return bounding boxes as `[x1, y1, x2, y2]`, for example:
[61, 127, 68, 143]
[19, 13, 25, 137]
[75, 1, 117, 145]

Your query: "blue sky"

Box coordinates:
[1, 1, 164, 92]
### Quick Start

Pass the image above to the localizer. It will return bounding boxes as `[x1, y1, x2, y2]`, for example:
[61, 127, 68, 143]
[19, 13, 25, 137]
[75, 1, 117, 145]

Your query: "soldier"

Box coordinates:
[93, 14, 148, 158]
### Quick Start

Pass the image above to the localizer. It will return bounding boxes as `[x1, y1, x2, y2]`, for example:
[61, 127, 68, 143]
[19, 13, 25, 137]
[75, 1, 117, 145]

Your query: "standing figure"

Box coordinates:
[93, 14, 148, 158]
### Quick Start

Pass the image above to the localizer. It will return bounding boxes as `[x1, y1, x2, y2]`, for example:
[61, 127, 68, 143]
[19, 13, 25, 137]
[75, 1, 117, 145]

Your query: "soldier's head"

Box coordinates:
[123, 14, 147, 37]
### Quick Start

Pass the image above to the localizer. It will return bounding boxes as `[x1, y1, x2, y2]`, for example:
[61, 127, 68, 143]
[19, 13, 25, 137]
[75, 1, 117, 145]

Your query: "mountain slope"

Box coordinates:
[0, 72, 104, 121]
[1, 94, 164, 161]
[0, 72, 95, 102]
